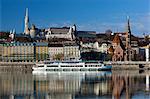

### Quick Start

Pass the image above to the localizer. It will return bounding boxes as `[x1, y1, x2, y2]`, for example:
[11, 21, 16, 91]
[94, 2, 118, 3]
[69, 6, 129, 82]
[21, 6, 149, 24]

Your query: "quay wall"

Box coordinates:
[0, 61, 149, 71]
[111, 64, 149, 70]
[0, 62, 35, 72]
[104, 61, 150, 70]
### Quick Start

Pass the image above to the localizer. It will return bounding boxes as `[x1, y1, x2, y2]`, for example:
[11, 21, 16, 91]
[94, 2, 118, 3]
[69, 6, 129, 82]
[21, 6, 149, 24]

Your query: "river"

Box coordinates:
[0, 70, 149, 99]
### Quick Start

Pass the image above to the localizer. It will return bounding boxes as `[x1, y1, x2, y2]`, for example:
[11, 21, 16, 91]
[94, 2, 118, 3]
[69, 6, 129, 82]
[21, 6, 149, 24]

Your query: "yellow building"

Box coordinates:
[0, 44, 4, 61]
[1, 42, 49, 62]
[1, 43, 35, 62]
[35, 42, 49, 61]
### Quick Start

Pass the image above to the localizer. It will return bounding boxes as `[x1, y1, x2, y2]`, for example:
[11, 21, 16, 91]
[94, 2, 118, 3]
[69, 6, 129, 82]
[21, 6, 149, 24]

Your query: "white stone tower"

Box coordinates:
[24, 8, 30, 35]
[145, 45, 150, 62]
[30, 24, 36, 38]
[71, 24, 76, 40]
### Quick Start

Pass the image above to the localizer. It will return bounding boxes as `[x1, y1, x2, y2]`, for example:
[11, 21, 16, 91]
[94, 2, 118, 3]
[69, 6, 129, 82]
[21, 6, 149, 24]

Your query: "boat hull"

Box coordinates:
[32, 65, 112, 72]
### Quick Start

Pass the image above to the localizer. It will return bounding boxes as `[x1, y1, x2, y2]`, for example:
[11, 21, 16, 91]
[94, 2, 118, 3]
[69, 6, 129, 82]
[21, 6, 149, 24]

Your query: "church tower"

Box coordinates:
[24, 8, 30, 35]
[126, 16, 131, 47]
[125, 16, 132, 61]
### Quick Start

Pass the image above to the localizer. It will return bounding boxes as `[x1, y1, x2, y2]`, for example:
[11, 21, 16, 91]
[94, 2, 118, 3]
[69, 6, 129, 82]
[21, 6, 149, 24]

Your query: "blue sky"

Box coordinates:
[0, 0, 150, 36]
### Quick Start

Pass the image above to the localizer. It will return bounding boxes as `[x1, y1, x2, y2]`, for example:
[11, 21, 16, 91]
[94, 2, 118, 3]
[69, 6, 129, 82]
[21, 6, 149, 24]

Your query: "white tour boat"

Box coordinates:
[32, 60, 112, 73]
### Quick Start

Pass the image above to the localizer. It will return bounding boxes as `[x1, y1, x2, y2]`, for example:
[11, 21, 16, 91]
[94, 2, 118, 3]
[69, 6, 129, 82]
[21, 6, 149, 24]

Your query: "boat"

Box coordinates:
[32, 60, 112, 73]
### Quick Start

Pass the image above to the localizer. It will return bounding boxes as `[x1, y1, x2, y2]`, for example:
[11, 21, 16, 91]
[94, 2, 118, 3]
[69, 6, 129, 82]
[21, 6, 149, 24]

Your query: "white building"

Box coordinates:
[145, 44, 150, 62]
[99, 42, 111, 53]
[45, 25, 76, 41]
[48, 42, 80, 60]
[64, 43, 80, 60]
[80, 41, 111, 53]
[80, 41, 98, 52]
[48, 44, 64, 60]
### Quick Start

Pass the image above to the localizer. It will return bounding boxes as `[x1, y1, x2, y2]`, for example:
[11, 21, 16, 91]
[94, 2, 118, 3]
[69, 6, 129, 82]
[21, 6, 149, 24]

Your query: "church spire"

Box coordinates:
[127, 16, 131, 45]
[24, 8, 30, 35]
[125, 16, 132, 61]
[25, 8, 29, 22]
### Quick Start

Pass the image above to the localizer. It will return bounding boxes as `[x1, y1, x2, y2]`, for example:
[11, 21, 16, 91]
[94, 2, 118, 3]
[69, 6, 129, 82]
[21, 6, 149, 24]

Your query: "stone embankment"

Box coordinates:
[0, 62, 35, 72]
[104, 61, 150, 70]
[0, 61, 150, 72]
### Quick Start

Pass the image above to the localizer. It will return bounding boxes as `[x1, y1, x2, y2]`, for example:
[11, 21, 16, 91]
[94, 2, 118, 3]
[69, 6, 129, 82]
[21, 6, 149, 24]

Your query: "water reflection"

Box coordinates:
[0, 71, 149, 99]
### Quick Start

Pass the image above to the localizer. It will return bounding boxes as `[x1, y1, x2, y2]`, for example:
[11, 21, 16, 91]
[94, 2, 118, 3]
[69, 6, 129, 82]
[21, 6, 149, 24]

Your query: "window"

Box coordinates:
[47, 65, 58, 67]
[38, 65, 44, 67]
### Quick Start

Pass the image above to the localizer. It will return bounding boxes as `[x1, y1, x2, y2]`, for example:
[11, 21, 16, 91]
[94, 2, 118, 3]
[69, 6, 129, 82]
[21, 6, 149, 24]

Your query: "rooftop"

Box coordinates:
[76, 31, 96, 38]
[112, 34, 121, 44]
[49, 27, 70, 34]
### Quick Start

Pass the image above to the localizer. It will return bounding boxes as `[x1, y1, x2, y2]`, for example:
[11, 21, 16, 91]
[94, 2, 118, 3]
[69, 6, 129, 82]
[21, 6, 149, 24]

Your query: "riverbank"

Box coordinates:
[104, 61, 150, 70]
[0, 62, 34, 72]
[0, 61, 150, 72]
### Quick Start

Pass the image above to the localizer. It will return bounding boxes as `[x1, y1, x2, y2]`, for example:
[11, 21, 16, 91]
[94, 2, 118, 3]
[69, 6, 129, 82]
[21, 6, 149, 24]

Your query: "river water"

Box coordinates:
[0, 70, 149, 99]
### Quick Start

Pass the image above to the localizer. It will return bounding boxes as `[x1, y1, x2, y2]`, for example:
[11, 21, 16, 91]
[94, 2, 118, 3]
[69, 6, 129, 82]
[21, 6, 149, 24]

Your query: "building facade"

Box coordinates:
[0, 44, 3, 61]
[64, 43, 80, 60]
[48, 44, 64, 60]
[48, 42, 80, 60]
[0, 42, 49, 62]
[111, 34, 125, 61]
[45, 25, 76, 41]
[35, 42, 49, 61]
[98, 42, 111, 53]
[1, 43, 35, 62]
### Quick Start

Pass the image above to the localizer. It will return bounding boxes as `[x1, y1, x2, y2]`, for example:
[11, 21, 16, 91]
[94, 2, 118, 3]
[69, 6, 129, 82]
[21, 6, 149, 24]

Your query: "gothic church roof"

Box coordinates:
[112, 34, 121, 44]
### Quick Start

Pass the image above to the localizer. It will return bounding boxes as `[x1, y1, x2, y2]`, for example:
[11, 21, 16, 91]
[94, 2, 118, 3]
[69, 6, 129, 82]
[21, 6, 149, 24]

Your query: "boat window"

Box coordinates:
[47, 65, 58, 67]
[76, 65, 83, 67]
[61, 65, 66, 67]
[61, 65, 83, 67]
[38, 65, 44, 67]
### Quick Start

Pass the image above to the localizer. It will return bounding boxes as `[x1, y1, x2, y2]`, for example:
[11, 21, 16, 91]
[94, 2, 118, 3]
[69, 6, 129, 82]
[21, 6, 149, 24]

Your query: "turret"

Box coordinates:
[9, 29, 15, 40]
[72, 24, 76, 32]
[30, 24, 36, 38]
